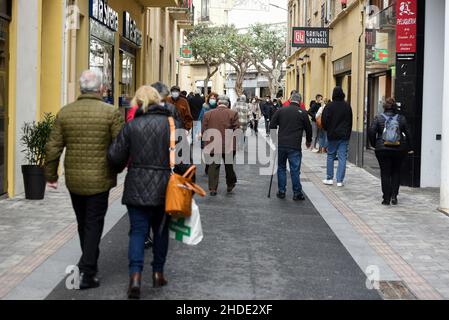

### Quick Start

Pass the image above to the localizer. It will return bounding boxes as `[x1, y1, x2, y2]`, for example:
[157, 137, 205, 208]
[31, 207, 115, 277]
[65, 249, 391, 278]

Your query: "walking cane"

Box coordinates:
[267, 149, 278, 198]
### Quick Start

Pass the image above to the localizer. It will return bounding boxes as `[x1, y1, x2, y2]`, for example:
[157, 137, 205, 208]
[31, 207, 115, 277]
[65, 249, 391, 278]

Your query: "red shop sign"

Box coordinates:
[396, 0, 417, 54]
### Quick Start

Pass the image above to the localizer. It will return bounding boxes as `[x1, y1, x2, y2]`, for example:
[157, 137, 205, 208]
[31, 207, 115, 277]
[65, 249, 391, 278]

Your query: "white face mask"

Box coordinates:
[209, 99, 217, 106]
[171, 92, 180, 99]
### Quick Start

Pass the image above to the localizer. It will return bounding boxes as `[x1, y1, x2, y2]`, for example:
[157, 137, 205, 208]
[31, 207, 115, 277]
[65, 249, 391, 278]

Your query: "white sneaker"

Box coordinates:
[337, 182, 344, 187]
[323, 179, 333, 186]
[312, 148, 320, 153]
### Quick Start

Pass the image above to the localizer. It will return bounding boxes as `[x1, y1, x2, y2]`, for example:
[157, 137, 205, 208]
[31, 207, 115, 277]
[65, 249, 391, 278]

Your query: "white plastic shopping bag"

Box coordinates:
[169, 199, 203, 245]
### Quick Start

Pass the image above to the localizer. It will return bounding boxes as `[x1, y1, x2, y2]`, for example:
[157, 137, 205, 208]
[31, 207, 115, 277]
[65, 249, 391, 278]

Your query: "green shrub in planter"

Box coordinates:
[20, 113, 56, 200]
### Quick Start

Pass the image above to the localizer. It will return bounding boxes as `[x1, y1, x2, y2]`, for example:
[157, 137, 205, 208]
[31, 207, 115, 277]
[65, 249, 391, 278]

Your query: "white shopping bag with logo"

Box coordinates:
[169, 200, 203, 245]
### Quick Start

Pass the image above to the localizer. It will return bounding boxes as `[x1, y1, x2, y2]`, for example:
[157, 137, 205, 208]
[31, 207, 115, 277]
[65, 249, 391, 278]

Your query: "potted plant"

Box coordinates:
[20, 113, 56, 200]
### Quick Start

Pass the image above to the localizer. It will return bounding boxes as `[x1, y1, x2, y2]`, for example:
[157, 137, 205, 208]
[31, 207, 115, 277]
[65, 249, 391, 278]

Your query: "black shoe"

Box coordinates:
[79, 273, 100, 290]
[144, 235, 153, 249]
[153, 272, 168, 288]
[128, 273, 141, 300]
[227, 184, 236, 193]
[210, 191, 217, 196]
[276, 192, 286, 199]
[382, 200, 390, 206]
[293, 193, 306, 201]
[391, 197, 398, 205]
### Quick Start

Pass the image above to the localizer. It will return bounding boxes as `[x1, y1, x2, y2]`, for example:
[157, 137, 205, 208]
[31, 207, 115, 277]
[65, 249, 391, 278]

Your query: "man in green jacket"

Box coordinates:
[45, 69, 124, 289]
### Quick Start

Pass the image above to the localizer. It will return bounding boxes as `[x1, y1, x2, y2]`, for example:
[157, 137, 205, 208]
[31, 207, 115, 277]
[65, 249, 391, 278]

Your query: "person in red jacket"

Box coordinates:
[283, 90, 306, 110]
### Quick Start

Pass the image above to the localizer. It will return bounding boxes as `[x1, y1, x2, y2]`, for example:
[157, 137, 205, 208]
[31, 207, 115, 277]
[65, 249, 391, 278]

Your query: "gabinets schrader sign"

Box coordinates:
[292, 27, 330, 48]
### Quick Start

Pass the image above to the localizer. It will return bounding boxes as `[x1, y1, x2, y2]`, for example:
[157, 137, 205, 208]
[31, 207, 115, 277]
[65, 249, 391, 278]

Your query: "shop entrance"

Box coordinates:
[0, 15, 9, 196]
[366, 71, 393, 149]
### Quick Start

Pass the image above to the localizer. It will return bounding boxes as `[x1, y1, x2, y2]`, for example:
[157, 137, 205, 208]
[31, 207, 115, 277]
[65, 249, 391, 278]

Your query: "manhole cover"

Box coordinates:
[378, 281, 417, 300]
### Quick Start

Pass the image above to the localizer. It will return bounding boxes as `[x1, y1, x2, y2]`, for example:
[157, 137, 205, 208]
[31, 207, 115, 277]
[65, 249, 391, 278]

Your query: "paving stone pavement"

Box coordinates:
[0, 174, 125, 298]
[301, 149, 449, 299]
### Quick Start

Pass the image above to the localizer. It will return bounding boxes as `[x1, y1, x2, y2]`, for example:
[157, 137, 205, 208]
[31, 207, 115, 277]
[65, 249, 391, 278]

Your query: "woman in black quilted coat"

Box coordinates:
[108, 86, 187, 299]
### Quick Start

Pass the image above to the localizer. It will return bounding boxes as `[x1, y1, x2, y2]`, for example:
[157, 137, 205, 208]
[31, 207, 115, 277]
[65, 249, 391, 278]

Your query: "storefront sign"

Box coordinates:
[333, 54, 352, 75]
[396, 0, 417, 60]
[90, 0, 118, 32]
[292, 27, 330, 48]
[123, 12, 142, 47]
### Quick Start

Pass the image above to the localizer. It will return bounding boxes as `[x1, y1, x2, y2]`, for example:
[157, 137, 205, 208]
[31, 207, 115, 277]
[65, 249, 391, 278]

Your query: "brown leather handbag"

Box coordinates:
[316, 115, 323, 129]
[165, 117, 206, 217]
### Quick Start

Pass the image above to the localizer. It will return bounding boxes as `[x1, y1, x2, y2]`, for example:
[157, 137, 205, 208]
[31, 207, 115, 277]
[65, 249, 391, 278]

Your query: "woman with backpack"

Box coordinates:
[368, 98, 413, 206]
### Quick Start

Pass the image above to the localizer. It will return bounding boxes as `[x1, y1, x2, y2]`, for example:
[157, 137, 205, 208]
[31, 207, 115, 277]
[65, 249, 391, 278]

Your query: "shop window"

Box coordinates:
[119, 50, 135, 108]
[89, 19, 115, 104]
[201, 0, 210, 21]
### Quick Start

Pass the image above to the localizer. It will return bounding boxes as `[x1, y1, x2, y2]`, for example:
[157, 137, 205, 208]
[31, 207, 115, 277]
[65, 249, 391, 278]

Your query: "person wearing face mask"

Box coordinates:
[166, 85, 193, 130]
[197, 92, 219, 175]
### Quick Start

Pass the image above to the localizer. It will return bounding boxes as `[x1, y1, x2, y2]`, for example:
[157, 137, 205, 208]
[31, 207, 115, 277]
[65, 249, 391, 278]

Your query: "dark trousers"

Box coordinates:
[375, 151, 406, 201]
[253, 119, 259, 133]
[70, 191, 110, 276]
[264, 118, 270, 133]
[207, 152, 237, 191]
[127, 205, 170, 275]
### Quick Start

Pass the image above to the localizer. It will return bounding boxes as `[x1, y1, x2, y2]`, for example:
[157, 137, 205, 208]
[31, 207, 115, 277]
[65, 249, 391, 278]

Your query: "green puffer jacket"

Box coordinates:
[45, 94, 124, 196]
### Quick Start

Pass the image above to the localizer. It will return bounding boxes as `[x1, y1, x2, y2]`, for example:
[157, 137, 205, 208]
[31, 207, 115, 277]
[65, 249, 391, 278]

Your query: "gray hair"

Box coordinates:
[291, 93, 302, 104]
[217, 95, 230, 107]
[80, 70, 103, 94]
[151, 82, 170, 98]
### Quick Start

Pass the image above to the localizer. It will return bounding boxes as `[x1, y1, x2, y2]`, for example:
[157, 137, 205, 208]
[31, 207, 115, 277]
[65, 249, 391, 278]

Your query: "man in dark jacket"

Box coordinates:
[261, 96, 275, 137]
[270, 93, 312, 201]
[189, 89, 206, 144]
[322, 87, 353, 187]
[45, 70, 124, 289]
[188, 89, 205, 121]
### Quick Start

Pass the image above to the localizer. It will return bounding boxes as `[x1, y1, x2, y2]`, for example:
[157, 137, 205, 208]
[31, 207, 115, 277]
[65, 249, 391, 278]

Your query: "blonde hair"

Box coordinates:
[131, 86, 161, 113]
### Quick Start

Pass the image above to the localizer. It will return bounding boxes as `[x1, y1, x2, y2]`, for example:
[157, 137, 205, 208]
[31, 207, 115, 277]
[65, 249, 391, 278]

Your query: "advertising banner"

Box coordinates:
[292, 27, 330, 48]
[396, 0, 417, 60]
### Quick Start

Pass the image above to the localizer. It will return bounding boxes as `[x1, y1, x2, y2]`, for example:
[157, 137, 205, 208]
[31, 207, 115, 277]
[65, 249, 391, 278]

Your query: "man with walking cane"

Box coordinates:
[269, 93, 312, 201]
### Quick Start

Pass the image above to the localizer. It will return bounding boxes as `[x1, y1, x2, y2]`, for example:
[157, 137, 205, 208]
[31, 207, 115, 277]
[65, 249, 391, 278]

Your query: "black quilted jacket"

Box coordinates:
[108, 105, 188, 207]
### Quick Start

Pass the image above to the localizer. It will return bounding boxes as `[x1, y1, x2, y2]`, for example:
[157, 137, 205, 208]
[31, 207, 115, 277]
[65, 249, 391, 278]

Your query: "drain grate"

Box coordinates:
[378, 281, 417, 300]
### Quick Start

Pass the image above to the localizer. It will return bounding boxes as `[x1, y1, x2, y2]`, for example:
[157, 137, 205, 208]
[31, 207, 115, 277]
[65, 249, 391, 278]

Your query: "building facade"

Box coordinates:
[1, 0, 192, 198]
[178, 0, 234, 95]
[287, 0, 448, 212]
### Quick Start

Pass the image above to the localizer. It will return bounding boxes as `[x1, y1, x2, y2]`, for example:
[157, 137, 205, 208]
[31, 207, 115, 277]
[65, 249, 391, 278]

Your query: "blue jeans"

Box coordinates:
[277, 146, 303, 195]
[127, 205, 170, 275]
[319, 130, 328, 148]
[326, 139, 349, 183]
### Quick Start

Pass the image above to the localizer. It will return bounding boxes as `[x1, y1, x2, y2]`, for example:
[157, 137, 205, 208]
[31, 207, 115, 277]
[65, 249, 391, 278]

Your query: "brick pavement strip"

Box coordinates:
[302, 150, 445, 300]
[0, 175, 124, 299]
